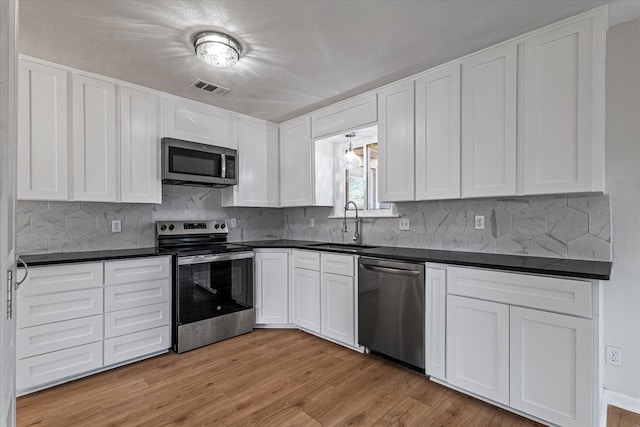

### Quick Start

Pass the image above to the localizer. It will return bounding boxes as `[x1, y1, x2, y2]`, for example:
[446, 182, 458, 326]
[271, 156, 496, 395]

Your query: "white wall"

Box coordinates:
[604, 16, 640, 403]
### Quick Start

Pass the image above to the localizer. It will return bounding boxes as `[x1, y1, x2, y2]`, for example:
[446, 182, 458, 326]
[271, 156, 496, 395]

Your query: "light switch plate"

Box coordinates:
[399, 218, 410, 230]
[111, 220, 122, 233]
[309, 217, 315, 228]
[230, 218, 237, 228]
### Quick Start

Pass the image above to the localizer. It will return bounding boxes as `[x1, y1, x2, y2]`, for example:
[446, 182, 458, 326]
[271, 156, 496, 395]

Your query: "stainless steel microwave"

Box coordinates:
[161, 137, 238, 187]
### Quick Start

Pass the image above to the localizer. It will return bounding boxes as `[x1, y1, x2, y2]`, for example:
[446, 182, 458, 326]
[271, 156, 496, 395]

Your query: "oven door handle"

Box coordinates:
[178, 252, 254, 265]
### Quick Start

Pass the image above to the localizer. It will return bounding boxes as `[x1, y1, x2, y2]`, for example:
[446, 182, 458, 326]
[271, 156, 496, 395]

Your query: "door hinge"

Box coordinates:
[6, 270, 13, 320]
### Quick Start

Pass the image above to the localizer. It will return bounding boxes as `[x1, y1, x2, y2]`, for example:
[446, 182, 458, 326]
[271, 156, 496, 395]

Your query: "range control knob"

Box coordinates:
[160, 224, 167, 231]
[214, 224, 220, 229]
[168, 224, 174, 231]
[221, 223, 226, 229]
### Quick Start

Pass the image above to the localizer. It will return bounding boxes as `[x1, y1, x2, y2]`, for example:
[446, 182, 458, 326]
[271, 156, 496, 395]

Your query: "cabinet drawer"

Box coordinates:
[292, 250, 320, 271]
[105, 303, 170, 339]
[104, 325, 170, 366]
[447, 267, 592, 318]
[18, 288, 103, 328]
[104, 279, 169, 312]
[321, 253, 354, 277]
[17, 341, 103, 391]
[18, 314, 103, 359]
[18, 263, 103, 297]
[105, 256, 171, 285]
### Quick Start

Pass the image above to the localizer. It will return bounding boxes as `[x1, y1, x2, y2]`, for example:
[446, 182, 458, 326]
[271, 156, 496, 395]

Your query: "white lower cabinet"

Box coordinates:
[17, 256, 172, 395]
[446, 295, 510, 405]
[292, 267, 321, 333]
[320, 272, 355, 346]
[17, 341, 103, 391]
[254, 250, 290, 325]
[424, 267, 446, 379]
[510, 306, 593, 427]
[104, 325, 170, 366]
[444, 266, 596, 426]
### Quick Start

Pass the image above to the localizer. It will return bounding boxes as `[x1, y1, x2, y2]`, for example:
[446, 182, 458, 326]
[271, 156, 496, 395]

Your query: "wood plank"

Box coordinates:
[18, 329, 542, 426]
[608, 405, 640, 427]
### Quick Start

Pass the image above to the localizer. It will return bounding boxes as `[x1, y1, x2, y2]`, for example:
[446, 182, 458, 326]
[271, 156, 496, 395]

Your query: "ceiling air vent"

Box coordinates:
[189, 79, 230, 95]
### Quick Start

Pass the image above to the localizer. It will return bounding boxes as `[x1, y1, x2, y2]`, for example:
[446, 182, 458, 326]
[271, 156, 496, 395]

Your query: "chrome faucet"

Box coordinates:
[343, 200, 360, 244]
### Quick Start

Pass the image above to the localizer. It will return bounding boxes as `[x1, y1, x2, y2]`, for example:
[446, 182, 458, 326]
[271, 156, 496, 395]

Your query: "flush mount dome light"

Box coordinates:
[194, 31, 242, 68]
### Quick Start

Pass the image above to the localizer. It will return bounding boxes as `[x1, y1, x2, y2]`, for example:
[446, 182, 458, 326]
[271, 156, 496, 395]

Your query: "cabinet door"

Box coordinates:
[292, 268, 321, 333]
[446, 295, 509, 405]
[120, 86, 160, 203]
[164, 98, 233, 148]
[415, 64, 461, 200]
[425, 267, 446, 379]
[72, 74, 117, 201]
[18, 60, 69, 200]
[222, 118, 279, 207]
[510, 306, 593, 427]
[378, 80, 415, 202]
[461, 43, 517, 198]
[280, 117, 313, 206]
[321, 272, 354, 346]
[254, 251, 289, 324]
[522, 17, 604, 194]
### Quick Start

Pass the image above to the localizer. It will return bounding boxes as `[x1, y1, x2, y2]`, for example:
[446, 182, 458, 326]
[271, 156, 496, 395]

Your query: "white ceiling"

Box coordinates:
[19, 0, 611, 123]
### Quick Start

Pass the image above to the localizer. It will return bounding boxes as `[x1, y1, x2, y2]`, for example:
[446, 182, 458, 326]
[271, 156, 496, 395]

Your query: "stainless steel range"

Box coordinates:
[157, 220, 254, 353]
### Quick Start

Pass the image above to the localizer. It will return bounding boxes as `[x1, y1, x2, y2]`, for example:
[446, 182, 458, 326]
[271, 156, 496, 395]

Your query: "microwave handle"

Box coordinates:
[221, 154, 226, 178]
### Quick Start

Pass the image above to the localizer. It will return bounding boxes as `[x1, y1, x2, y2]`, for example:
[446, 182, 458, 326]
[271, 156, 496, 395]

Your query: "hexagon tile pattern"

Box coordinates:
[17, 190, 612, 262]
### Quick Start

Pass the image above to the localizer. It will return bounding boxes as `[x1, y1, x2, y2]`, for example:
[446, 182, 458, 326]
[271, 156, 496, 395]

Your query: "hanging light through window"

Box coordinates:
[343, 133, 362, 170]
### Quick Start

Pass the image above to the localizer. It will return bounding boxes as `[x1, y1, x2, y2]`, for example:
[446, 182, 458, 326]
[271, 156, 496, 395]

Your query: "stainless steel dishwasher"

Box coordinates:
[358, 257, 425, 371]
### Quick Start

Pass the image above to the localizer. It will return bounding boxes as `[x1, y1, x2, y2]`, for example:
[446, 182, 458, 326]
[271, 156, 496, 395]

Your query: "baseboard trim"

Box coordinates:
[603, 389, 640, 424]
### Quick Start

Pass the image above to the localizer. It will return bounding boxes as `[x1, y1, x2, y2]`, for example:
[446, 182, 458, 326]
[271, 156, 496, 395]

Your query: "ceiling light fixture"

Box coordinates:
[194, 31, 242, 68]
[343, 133, 362, 170]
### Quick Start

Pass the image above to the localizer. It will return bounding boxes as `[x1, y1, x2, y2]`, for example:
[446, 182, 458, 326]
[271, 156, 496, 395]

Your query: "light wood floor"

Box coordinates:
[18, 329, 543, 426]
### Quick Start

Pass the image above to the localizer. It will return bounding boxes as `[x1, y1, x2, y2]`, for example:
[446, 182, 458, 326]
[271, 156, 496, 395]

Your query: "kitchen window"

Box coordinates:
[333, 126, 395, 218]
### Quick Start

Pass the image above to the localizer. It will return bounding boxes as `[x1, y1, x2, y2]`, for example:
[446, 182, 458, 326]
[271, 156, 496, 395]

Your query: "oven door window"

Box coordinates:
[177, 257, 253, 325]
[169, 146, 222, 178]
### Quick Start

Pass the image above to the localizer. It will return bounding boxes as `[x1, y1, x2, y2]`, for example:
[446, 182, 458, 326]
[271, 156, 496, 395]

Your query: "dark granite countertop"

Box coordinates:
[20, 247, 168, 267]
[241, 240, 612, 280]
[20, 240, 612, 280]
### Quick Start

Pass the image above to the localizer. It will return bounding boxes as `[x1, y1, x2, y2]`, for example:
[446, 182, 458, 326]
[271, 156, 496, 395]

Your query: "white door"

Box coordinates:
[279, 117, 313, 207]
[163, 98, 233, 148]
[120, 86, 160, 203]
[378, 80, 415, 202]
[446, 295, 510, 405]
[321, 272, 354, 346]
[292, 268, 321, 333]
[522, 16, 604, 194]
[415, 64, 461, 200]
[72, 74, 117, 201]
[254, 252, 289, 324]
[0, 1, 18, 424]
[461, 43, 517, 198]
[510, 306, 593, 427]
[17, 59, 69, 201]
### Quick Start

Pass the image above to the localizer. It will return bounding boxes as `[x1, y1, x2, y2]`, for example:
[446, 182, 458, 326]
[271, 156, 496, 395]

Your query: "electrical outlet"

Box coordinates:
[399, 218, 410, 231]
[111, 220, 122, 233]
[309, 217, 315, 228]
[475, 215, 485, 230]
[606, 346, 623, 367]
[230, 218, 237, 228]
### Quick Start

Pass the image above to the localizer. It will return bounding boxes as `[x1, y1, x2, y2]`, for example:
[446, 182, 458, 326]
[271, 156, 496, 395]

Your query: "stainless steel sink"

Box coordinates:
[309, 243, 377, 253]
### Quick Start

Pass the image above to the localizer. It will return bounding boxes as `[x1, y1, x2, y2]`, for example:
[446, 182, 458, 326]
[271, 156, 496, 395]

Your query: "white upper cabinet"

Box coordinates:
[415, 64, 461, 200]
[461, 43, 517, 198]
[18, 60, 69, 200]
[311, 93, 377, 139]
[378, 80, 415, 202]
[522, 13, 606, 194]
[280, 116, 314, 207]
[71, 74, 117, 202]
[120, 86, 160, 204]
[163, 97, 233, 148]
[222, 117, 279, 207]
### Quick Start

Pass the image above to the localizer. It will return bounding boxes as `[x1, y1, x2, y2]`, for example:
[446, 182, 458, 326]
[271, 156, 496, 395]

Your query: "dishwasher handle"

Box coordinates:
[360, 264, 422, 277]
